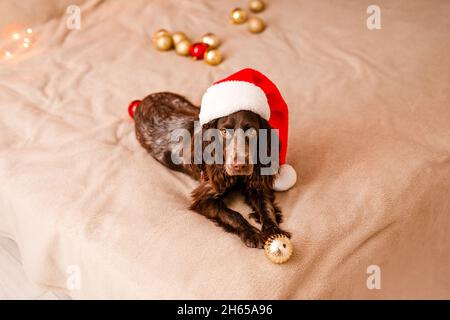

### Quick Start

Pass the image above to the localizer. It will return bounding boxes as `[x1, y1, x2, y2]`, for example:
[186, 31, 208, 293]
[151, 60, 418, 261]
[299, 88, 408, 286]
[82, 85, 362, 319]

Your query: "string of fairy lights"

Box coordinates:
[2, 27, 33, 60]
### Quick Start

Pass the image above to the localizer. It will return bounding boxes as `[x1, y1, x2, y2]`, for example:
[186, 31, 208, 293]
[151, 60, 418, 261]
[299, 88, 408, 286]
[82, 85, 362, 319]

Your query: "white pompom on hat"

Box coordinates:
[200, 68, 297, 191]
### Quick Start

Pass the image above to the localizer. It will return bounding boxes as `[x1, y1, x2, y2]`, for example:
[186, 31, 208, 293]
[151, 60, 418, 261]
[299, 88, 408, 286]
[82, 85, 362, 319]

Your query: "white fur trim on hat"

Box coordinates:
[200, 81, 270, 126]
[273, 164, 297, 191]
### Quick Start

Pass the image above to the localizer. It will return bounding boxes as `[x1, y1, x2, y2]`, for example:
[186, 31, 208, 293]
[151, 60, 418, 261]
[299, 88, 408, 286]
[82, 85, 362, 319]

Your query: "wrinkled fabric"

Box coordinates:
[0, 0, 449, 299]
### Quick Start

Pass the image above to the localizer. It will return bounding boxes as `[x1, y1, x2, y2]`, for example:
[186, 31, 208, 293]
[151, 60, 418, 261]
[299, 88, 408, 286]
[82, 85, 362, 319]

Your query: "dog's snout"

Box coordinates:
[226, 152, 253, 176]
[232, 163, 246, 171]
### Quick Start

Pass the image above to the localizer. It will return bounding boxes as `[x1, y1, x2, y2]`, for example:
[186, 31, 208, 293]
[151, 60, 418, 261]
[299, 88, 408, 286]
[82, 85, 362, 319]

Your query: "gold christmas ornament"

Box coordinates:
[154, 34, 173, 51]
[264, 234, 293, 264]
[248, 16, 266, 33]
[249, 0, 265, 13]
[153, 29, 170, 40]
[175, 39, 192, 56]
[201, 33, 221, 49]
[204, 49, 222, 66]
[172, 31, 188, 45]
[230, 8, 248, 24]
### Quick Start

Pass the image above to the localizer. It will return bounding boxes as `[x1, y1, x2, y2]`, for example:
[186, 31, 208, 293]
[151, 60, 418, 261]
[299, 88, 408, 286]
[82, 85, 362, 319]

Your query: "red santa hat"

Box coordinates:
[200, 68, 297, 191]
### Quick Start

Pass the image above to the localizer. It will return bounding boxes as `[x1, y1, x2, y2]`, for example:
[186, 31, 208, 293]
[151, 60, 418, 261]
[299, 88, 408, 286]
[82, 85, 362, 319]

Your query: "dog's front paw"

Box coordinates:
[262, 225, 292, 239]
[240, 227, 265, 249]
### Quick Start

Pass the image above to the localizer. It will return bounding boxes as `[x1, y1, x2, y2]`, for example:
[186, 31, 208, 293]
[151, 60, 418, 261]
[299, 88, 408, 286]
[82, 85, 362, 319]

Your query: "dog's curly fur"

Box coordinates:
[134, 92, 290, 248]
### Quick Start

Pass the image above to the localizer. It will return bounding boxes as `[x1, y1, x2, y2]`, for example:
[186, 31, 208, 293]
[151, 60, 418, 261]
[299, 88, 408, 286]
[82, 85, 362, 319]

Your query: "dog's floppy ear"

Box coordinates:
[199, 119, 219, 171]
[258, 117, 281, 167]
[201, 119, 219, 149]
[246, 116, 277, 189]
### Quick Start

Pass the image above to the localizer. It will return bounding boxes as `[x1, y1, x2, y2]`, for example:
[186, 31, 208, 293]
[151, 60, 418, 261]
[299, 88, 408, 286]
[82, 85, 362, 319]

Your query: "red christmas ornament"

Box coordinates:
[189, 42, 209, 60]
[128, 100, 141, 118]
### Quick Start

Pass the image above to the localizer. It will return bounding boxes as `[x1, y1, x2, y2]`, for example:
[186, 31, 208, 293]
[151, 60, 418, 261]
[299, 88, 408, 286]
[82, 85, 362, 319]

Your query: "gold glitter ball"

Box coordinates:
[154, 34, 173, 51]
[249, 0, 265, 13]
[153, 29, 170, 41]
[201, 33, 221, 49]
[248, 16, 266, 33]
[230, 8, 248, 24]
[204, 49, 222, 66]
[172, 31, 188, 45]
[175, 39, 192, 56]
[264, 234, 293, 264]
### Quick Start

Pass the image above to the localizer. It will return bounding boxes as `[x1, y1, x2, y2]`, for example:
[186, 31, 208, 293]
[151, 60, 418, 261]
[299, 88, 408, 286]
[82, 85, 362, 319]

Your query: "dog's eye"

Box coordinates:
[220, 128, 230, 137]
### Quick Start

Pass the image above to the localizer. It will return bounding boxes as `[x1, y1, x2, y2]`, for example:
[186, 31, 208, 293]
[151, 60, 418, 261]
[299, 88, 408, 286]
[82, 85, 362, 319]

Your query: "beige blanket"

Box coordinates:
[0, 0, 449, 299]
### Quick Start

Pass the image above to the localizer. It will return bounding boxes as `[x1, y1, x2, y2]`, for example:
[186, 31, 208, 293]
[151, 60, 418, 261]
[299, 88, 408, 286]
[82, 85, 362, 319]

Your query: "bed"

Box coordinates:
[0, 0, 449, 299]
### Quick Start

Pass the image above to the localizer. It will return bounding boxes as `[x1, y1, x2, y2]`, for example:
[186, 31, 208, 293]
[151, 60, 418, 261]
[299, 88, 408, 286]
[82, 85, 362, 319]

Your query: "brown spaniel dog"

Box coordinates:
[134, 92, 290, 248]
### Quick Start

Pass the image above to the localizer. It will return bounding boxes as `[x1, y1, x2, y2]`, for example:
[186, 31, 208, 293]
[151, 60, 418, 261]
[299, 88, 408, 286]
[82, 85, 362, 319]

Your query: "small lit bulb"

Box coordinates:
[5, 51, 12, 58]
[12, 33, 21, 40]
[24, 38, 30, 43]
[26, 28, 33, 34]
[23, 43, 30, 48]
